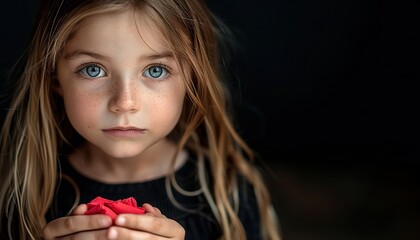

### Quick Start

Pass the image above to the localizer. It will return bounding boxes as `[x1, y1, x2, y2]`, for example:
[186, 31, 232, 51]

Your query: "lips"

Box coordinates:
[102, 126, 146, 137]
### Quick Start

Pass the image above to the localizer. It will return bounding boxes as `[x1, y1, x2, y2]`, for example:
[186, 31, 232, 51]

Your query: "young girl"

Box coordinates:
[0, 0, 280, 239]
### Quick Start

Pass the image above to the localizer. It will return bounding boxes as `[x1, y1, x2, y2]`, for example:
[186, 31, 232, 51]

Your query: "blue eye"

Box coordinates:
[143, 66, 168, 79]
[80, 64, 106, 78]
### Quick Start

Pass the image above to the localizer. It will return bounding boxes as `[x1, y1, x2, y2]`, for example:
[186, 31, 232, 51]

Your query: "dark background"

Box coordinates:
[1, 0, 419, 239]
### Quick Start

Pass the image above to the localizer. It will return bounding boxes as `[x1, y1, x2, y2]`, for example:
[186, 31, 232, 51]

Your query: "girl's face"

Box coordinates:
[56, 9, 186, 159]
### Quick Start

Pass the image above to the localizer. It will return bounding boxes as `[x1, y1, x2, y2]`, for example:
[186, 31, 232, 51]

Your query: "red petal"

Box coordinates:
[121, 197, 138, 207]
[85, 204, 102, 214]
[85, 204, 118, 220]
[89, 196, 113, 205]
[106, 201, 145, 215]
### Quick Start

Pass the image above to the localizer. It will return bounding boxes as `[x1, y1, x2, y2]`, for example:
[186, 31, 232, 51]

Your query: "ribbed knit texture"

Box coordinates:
[46, 157, 262, 239]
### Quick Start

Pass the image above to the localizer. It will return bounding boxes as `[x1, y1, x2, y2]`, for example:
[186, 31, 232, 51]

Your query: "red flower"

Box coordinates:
[85, 196, 145, 220]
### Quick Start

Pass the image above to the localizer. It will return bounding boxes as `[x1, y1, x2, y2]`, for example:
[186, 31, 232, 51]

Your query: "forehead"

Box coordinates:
[63, 8, 171, 55]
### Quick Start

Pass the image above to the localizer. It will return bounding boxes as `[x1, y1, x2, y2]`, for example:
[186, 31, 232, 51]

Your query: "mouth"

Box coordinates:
[102, 126, 146, 137]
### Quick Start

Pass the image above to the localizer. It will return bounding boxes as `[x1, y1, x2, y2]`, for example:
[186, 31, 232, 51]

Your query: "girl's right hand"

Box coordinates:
[42, 204, 113, 239]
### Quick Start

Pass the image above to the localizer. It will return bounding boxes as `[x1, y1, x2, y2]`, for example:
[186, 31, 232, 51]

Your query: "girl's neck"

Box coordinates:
[68, 139, 188, 184]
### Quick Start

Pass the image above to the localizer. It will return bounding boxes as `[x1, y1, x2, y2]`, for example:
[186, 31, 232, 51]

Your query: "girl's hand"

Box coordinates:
[42, 204, 113, 239]
[106, 203, 185, 240]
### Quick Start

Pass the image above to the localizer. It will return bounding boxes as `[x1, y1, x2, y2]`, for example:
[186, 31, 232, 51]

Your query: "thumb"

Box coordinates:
[142, 203, 165, 217]
[142, 203, 157, 215]
[71, 203, 88, 215]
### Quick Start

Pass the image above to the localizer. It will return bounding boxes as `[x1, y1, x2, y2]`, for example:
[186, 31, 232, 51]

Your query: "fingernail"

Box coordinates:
[115, 216, 126, 225]
[108, 228, 118, 239]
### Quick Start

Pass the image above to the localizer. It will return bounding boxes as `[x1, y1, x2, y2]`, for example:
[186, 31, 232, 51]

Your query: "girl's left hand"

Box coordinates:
[106, 203, 185, 239]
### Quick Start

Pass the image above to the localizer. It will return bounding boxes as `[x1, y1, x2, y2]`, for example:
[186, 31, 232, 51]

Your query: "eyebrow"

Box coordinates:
[63, 50, 109, 60]
[63, 50, 174, 61]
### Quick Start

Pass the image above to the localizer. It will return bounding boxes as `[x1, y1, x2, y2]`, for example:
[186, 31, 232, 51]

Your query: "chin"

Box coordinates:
[107, 151, 143, 160]
[93, 140, 161, 160]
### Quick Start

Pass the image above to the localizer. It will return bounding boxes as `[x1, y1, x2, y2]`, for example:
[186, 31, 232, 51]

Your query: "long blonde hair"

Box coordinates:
[0, 0, 280, 239]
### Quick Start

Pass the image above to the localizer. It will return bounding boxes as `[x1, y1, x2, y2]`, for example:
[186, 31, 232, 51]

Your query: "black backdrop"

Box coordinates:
[1, 0, 419, 239]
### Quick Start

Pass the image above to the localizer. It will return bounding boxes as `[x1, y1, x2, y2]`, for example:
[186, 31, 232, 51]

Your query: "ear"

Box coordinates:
[52, 72, 63, 96]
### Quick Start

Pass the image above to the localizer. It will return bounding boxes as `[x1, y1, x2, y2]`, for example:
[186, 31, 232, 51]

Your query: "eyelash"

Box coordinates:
[74, 63, 172, 80]
[143, 63, 171, 80]
[75, 62, 107, 79]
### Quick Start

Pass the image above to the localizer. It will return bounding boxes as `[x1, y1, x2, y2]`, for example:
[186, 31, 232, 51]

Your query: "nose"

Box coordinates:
[108, 79, 140, 113]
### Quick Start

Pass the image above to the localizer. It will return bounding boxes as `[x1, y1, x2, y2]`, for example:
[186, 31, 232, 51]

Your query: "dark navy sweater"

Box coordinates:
[45, 157, 262, 239]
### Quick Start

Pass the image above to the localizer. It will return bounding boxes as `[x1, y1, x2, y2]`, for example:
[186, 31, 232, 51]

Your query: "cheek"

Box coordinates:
[62, 90, 103, 128]
[150, 91, 185, 127]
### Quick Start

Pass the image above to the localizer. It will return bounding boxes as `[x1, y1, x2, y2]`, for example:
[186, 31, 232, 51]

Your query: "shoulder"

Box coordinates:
[237, 174, 263, 239]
